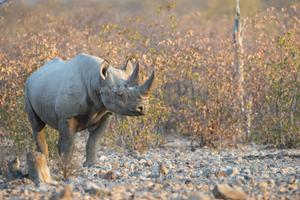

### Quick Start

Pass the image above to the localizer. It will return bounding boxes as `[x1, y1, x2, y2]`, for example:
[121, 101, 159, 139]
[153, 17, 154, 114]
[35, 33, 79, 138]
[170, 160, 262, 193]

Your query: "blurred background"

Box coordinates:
[0, 0, 299, 156]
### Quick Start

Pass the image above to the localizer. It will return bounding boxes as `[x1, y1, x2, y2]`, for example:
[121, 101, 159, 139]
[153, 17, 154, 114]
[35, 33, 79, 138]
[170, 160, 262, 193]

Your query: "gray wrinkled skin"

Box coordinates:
[24, 53, 154, 167]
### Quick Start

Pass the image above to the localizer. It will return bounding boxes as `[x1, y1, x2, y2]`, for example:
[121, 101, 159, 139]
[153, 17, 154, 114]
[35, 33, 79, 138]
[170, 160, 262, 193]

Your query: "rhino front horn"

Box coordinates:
[127, 61, 139, 85]
[138, 71, 155, 96]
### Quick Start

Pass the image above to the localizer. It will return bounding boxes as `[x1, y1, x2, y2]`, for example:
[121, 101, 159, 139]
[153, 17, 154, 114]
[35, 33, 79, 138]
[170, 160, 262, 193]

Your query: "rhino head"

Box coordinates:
[99, 59, 154, 116]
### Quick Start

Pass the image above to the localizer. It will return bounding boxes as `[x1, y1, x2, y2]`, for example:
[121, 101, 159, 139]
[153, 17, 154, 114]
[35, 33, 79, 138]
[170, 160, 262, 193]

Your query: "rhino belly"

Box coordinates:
[75, 110, 109, 132]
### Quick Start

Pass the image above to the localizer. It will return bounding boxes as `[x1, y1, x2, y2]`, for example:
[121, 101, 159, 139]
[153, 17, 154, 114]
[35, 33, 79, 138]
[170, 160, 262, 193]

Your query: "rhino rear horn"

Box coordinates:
[127, 61, 139, 85]
[138, 71, 155, 96]
[122, 58, 135, 75]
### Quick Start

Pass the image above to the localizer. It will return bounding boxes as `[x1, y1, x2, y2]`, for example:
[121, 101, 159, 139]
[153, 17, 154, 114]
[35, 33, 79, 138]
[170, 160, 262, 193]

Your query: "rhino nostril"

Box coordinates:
[137, 106, 144, 113]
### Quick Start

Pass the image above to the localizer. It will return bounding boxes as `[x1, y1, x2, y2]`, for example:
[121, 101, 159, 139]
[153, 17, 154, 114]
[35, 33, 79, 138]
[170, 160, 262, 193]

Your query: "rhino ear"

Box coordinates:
[100, 60, 110, 80]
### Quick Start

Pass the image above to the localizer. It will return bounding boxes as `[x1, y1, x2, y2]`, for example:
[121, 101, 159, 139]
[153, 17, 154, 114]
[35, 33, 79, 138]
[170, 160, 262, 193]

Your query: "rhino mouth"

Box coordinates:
[126, 110, 145, 116]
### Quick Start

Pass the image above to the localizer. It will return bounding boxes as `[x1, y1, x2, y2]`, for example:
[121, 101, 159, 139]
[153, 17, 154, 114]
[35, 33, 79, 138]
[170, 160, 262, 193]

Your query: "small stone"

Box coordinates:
[129, 171, 141, 177]
[130, 150, 141, 160]
[84, 182, 110, 197]
[151, 162, 160, 178]
[225, 168, 233, 176]
[2, 157, 23, 180]
[188, 192, 212, 200]
[288, 183, 298, 191]
[212, 184, 248, 200]
[159, 163, 169, 175]
[99, 155, 108, 161]
[50, 185, 73, 200]
[225, 167, 239, 176]
[152, 183, 163, 190]
[84, 181, 99, 192]
[279, 187, 287, 193]
[203, 168, 212, 178]
[123, 162, 129, 168]
[267, 179, 275, 188]
[146, 159, 153, 167]
[111, 185, 127, 194]
[23, 189, 29, 196]
[243, 175, 252, 180]
[258, 182, 268, 190]
[102, 171, 116, 180]
[139, 159, 147, 165]
[215, 170, 226, 177]
[282, 167, 292, 175]
[237, 157, 243, 163]
[287, 176, 296, 184]
[175, 151, 180, 157]
[192, 170, 202, 178]
[38, 183, 49, 192]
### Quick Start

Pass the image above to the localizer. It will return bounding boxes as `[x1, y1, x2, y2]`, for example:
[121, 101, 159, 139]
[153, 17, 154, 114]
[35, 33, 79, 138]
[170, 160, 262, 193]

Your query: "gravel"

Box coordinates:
[0, 135, 299, 199]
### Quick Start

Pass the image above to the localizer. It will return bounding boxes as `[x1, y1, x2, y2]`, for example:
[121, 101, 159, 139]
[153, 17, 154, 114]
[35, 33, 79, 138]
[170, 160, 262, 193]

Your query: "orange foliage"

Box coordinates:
[0, 1, 299, 151]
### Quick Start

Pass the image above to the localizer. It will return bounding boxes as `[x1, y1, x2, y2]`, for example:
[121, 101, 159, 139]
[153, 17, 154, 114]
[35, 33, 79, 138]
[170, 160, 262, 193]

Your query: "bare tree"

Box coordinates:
[233, 0, 252, 140]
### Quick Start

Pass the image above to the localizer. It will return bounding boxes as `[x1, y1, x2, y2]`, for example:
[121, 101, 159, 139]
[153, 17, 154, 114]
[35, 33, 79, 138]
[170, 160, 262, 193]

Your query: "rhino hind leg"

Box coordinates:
[25, 99, 48, 158]
[83, 113, 112, 167]
[35, 127, 49, 159]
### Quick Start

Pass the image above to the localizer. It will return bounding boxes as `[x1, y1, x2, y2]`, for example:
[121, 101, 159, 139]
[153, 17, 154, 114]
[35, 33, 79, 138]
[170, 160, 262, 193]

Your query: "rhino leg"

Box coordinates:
[57, 118, 77, 162]
[83, 113, 112, 167]
[25, 99, 48, 158]
[35, 127, 49, 159]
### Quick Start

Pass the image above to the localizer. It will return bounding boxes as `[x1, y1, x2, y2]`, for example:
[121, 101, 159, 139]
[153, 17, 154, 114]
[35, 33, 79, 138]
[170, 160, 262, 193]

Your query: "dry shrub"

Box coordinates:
[56, 155, 80, 180]
[0, 1, 299, 153]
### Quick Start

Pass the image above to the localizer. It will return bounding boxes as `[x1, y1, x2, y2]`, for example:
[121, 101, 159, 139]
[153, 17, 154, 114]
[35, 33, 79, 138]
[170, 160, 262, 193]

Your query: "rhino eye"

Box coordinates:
[116, 92, 127, 102]
[116, 91, 124, 98]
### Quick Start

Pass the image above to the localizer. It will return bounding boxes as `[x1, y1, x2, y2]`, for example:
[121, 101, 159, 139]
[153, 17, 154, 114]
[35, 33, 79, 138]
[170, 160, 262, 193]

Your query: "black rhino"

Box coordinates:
[25, 53, 154, 167]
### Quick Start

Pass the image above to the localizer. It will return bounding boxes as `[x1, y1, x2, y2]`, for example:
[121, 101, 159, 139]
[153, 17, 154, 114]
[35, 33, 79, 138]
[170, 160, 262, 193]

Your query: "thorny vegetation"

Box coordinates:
[0, 1, 299, 157]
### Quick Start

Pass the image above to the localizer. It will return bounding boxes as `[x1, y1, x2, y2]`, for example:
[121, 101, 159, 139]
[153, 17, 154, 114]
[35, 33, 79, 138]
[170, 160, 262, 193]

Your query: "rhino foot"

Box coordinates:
[83, 160, 96, 168]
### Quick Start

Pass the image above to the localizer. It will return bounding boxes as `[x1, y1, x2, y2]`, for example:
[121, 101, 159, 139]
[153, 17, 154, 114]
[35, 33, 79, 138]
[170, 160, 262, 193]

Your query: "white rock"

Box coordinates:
[99, 155, 108, 161]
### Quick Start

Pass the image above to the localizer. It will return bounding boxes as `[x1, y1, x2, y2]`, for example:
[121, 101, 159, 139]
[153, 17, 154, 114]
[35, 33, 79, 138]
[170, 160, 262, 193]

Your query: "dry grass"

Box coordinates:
[0, 1, 299, 154]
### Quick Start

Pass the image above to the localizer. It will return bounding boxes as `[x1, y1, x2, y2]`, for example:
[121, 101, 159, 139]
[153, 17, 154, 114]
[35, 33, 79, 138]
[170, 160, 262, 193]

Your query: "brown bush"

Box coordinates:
[0, 1, 299, 154]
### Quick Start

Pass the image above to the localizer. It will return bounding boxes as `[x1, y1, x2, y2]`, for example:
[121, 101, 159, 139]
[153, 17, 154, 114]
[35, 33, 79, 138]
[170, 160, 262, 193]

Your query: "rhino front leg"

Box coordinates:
[83, 113, 112, 167]
[58, 118, 77, 163]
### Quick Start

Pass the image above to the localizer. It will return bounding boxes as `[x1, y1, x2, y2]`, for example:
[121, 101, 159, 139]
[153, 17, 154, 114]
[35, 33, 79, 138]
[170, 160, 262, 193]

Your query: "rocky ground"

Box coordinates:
[0, 134, 299, 200]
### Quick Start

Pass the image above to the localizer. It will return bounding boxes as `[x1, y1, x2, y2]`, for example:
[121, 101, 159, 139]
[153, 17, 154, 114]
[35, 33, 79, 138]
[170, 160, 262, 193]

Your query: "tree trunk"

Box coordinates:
[233, 0, 251, 140]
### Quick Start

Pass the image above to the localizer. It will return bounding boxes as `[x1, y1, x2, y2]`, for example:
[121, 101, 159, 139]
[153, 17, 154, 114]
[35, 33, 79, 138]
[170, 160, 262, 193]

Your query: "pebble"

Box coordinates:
[102, 171, 117, 180]
[146, 159, 153, 167]
[225, 167, 239, 176]
[188, 192, 212, 200]
[1, 137, 299, 200]
[159, 163, 169, 175]
[99, 155, 108, 161]
[212, 184, 248, 200]
[50, 185, 73, 200]
[151, 162, 161, 178]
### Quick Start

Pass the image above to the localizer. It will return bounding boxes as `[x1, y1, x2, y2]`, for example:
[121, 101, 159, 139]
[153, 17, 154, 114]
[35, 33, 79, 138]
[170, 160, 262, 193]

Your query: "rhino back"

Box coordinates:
[25, 54, 103, 129]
